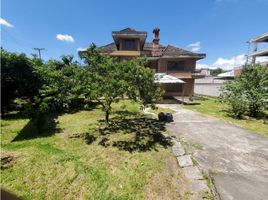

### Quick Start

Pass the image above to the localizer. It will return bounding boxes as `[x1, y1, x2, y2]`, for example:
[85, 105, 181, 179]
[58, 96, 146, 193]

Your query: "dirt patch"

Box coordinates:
[1, 153, 17, 170]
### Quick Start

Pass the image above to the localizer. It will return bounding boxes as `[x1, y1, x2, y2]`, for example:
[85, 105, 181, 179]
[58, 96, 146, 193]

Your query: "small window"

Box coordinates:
[123, 39, 136, 50]
[167, 61, 185, 71]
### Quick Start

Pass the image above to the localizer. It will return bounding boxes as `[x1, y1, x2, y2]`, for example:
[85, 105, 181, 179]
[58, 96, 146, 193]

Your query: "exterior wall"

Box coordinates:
[158, 58, 196, 76]
[194, 77, 226, 97]
[110, 51, 199, 97]
[156, 58, 196, 97]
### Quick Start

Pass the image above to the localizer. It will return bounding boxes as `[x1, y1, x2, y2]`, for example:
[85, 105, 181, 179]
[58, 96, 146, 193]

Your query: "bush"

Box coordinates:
[219, 64, 268, 118]
[219, 82, 249, 118]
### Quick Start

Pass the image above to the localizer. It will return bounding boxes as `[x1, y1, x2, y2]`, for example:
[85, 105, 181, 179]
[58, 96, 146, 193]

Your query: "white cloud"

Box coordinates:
[56, 34, 74, 42]
[77, 47, 87, 52]
[196, 63, 210, 69]
[187, 41, 201, 52]
[0, 17, 14, 28]
[212, 54, 246, 70]
[197, 54, 248, 70]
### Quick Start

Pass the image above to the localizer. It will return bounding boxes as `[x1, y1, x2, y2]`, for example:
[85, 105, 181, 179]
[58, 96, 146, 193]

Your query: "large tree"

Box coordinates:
[1, 49, 42, 114]
[80, 44, 161, 126]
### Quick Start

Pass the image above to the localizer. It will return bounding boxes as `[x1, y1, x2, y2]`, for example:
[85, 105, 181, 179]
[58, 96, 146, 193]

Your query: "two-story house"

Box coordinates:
[98, 27, 206, 97]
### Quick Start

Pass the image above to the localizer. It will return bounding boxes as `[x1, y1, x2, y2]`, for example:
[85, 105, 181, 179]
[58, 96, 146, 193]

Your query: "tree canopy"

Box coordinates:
[1, 49, 42, 114]
[219, 64, 268, 118]
[2, 46, 161, 128]
[80, 44, 162, 126]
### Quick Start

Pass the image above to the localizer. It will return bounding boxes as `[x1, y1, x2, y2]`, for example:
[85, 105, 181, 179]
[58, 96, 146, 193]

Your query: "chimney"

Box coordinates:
[152, 28, 160, 56]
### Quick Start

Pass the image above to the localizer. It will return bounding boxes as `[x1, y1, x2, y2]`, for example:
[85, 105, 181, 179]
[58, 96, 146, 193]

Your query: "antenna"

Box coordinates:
[33, 48, 45, 59]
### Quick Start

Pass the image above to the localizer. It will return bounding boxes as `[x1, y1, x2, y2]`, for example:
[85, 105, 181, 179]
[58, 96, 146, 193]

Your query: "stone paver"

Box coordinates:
[177, 155, 193, 167]
[158, 104, 268, 200]
[172, 143, 185, 156]
[183, 166, 203, 180]
[190, 180, 210, 193]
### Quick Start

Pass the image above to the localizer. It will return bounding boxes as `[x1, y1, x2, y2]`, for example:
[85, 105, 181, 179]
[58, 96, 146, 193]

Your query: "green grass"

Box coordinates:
[1, 100, 189, 200]
[183, 97, 268, 136]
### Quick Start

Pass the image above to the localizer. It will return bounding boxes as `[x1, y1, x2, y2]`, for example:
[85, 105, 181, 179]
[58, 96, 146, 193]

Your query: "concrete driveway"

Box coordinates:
[158, 104, 268, 200]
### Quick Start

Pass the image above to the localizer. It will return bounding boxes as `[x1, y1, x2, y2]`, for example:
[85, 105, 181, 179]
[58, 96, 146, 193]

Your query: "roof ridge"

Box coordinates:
[120, 27, 136, 32]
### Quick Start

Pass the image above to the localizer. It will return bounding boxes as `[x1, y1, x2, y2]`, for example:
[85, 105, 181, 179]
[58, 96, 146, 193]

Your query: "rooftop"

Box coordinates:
[248, 32, 268, 43]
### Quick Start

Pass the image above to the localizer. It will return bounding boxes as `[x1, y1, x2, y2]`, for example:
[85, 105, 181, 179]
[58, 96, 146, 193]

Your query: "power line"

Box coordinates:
[33, 48, 45, 59]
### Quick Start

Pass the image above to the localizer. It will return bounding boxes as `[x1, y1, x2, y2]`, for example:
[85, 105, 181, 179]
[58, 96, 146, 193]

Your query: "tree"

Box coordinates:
[219, 64, 268, 118]
[211, 67, 225, 76]
[239, 64, 268, 117]
[80, 44, 161, 127]
[35, 55, 83, 111]
[219, 81, 249, 118]
[1, 49, 42, 114]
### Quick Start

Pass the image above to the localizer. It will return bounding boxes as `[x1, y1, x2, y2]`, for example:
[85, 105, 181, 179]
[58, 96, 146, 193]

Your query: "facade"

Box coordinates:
[99, 28, 206, 97]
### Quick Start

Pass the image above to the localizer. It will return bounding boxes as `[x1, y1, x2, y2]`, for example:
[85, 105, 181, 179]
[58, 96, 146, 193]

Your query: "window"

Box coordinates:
[123, 39, 136, 50]
[167, 61, 185, 71]
[166, 83, 183, 93]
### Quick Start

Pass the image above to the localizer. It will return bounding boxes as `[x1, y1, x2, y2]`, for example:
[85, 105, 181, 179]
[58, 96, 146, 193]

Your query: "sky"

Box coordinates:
[1, 0, 268, 70]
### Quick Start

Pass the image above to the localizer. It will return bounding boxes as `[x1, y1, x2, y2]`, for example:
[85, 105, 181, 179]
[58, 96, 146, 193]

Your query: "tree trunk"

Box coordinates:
[105, 110, 109, 127]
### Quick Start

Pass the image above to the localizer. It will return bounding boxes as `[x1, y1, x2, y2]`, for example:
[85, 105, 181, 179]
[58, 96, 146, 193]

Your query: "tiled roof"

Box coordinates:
[99, 42, 205, 58]
[162, 45, 196, 56]
[99, 43, 117, 53]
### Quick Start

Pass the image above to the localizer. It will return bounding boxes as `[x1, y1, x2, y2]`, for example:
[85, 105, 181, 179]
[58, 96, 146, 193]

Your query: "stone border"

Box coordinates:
[167, 135, 215, 199]
[145, 107, 216, 199]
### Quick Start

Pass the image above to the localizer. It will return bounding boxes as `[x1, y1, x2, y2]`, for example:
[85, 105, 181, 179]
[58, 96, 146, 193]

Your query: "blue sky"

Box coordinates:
[1, 0, 268, 69]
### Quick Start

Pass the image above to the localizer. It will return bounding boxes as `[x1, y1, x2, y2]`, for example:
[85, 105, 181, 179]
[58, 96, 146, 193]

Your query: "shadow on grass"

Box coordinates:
[89, 111, 172, 153]
[10, 101, 101, 142]
[12, 113, 62, 142]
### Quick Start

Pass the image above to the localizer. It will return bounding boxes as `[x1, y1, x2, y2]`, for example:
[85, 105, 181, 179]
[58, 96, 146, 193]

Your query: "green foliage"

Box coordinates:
[219, 81, 249, 118]
[80, 44, 162, 126]
[210, 67, 225, 76]
[35, 55, 83, 111]
[239, 65, 268, 117]
[219, 64, 268, 118]
[1, 48, 42, 114]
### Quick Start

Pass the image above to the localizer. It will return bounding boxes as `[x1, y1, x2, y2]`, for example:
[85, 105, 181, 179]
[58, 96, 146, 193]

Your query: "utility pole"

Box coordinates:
[33, 48, 45, 59]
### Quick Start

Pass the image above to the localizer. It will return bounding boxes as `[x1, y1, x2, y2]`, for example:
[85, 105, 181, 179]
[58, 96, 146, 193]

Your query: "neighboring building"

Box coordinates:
[200, 68, 211, 76]
[247, 32, 268, 64]
[98, 27, 206, 97]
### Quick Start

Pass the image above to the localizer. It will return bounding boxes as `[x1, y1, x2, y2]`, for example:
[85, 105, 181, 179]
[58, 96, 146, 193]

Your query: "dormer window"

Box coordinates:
[123, 39, 136, 50]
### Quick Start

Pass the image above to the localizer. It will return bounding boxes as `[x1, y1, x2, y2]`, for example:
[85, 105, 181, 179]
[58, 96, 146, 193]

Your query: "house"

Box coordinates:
[247, 32, 268, 65]
[98, 27, 206, 97]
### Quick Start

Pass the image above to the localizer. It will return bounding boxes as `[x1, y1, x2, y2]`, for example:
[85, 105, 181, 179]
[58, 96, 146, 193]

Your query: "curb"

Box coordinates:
[168, 136, 215, 200]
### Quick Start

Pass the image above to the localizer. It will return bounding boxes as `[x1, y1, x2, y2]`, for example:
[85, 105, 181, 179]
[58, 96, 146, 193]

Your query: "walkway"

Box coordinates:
[158, 104, 268, 200]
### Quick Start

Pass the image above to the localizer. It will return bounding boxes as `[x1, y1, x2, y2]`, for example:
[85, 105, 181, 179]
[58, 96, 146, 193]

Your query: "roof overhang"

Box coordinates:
[249, 49, 268, 57]
[217, 70, 234, 78]
[112, 32, 147, 48]
[154, 73, 185, 84]
[248, 32, 268, 43]
[161, 54, 206, 60]
[110, 50, 141, 56]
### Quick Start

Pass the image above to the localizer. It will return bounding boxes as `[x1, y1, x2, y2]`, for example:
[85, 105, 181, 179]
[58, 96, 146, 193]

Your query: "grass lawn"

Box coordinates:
[183, 97, 268, 137]
[1, 100, 190, 200]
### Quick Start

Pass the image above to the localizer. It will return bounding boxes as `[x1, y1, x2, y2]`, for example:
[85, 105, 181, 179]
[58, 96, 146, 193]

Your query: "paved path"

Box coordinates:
[158, 104, 268, 200]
